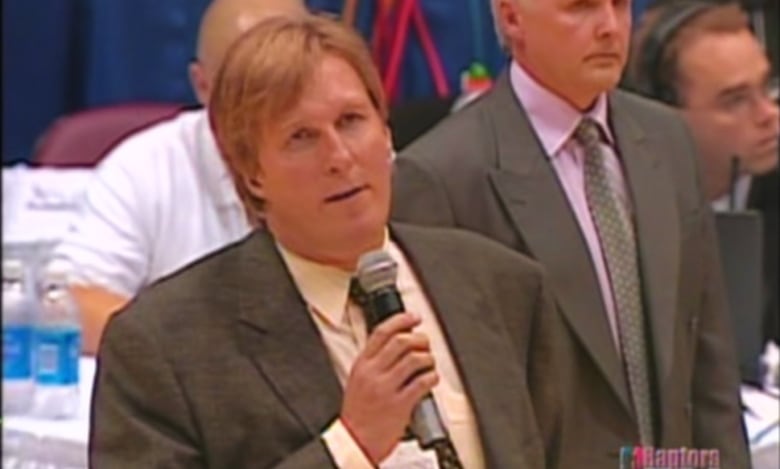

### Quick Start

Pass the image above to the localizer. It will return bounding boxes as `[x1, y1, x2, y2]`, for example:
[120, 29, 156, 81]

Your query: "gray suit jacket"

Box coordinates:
[89, 223, 565, 468]
[391, 73, 750, 468]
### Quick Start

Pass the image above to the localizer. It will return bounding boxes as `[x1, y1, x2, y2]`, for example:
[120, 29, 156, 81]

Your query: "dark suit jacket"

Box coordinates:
[391, 73, 750, 468]
[749, 169, 779, 345]
[89, 224, 566, 469]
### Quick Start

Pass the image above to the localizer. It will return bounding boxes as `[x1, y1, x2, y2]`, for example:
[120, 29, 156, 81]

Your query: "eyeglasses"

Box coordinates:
[710, 79, 779, 119]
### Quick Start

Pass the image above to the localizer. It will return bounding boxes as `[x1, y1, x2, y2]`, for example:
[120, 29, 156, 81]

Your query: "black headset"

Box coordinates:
[635, 0, 715, 105]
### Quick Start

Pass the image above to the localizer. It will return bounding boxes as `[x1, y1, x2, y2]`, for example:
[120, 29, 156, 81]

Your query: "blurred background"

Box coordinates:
[1, 0, 689, 164]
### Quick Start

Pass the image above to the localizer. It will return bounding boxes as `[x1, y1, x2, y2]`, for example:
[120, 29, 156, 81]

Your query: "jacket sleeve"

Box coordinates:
[690, 203, 751, 468]
[681, 123, 751, 469]
[527, 272, 569, 469]
[89, 308, 206, 468]
[89, 309, 340, 469]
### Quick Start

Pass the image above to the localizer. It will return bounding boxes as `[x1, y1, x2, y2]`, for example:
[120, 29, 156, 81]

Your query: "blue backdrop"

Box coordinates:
[2, 0, 652, 164]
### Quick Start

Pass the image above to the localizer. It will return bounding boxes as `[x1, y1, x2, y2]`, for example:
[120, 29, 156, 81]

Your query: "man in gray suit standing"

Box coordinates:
[90, 15, 566, 469]
[392, 0, 750, 467]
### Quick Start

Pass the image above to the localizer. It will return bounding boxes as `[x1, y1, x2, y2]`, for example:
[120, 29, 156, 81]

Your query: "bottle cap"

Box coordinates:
[40, 258, 72, 285]
[2, 258, 25, 281]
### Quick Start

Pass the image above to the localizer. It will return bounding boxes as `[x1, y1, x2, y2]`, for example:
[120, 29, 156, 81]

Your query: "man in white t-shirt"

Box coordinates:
[54, 0, 307, 354]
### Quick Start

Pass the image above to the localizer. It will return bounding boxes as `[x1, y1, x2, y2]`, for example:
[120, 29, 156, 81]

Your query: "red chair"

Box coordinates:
[33, 103, 185, 167]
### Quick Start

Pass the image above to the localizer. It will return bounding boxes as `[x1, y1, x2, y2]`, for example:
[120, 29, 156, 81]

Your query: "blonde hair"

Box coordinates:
[209, 14, 388, 225]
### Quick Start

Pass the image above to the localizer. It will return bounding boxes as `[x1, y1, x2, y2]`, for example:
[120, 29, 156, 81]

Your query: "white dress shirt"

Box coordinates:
[712, 174, 753, 212]
[53, 109, 251, 297]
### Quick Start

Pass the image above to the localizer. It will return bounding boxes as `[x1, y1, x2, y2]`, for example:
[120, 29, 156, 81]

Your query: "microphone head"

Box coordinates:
[356, 250, 398, 293]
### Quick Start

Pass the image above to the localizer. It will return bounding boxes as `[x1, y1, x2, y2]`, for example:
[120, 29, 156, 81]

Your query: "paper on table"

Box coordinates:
[742, 385, 780, 449]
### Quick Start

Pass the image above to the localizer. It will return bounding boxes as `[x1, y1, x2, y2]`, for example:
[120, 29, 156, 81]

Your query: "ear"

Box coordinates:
[244, 173, 265, 200]
[498, 0, 524, 48]
[189, 61, 211, 107]
[385, 122, 393, 142]
[383, 125, 397, 160]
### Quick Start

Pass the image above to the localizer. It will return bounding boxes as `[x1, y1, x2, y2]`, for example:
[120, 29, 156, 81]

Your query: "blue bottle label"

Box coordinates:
[3, 325, 33, 379]
[34, 327, 80, 386]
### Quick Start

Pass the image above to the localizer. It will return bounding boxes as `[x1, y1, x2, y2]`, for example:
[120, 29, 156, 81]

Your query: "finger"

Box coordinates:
[361, 312, 421, 358]
[397, 369, 439, 411]
[385, 350, 435, 391]
[372, 332, 431, 372]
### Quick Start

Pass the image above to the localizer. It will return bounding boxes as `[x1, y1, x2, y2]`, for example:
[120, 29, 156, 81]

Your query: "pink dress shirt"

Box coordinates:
[509, 61, 634, 352]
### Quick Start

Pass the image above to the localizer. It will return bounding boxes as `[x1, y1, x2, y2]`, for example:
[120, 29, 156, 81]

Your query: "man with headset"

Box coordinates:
[629, 0, 779, 346]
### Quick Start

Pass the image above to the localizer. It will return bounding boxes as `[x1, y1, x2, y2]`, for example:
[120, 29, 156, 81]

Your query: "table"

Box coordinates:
[2, 359, 94, 469]
[2, 358, 778, 468]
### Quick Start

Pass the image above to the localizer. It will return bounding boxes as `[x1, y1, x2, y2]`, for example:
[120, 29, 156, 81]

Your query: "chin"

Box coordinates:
[745, 155, 779, 175]
[346, 213, 386, 242]
[584, 67, 622, 89]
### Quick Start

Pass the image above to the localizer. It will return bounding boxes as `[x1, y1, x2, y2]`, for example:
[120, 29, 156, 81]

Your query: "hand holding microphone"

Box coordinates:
[340, 312, 439, 464]
[340, 250, 463, 468]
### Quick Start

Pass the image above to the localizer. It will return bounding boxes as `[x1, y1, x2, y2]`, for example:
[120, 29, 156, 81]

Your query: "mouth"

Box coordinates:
[324, 185, 368, 203]
[586, 52, 621, 61]
[756, 135, 779, 152]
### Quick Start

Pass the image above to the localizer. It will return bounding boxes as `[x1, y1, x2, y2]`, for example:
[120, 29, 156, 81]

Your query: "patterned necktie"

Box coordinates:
[348, 278, 464, 468]
[573, 118, 655, 446]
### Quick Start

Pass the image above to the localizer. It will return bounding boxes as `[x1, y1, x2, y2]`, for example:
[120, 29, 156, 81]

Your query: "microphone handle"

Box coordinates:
[410, 393, 449, 447]
[365, 287, 405, 327]
[729, 156, 739, 211]
[366, 287, 450, 447]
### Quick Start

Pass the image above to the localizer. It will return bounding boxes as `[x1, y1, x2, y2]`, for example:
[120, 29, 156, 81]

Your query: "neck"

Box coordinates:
[514, 57, 599, 112]
[704, 161, 740, 202]
[271, 228, 386, 272]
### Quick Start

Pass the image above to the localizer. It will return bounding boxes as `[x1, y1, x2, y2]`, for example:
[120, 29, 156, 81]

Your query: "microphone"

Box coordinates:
[729, 156, 740, 211]
[356, 250, 449, 448]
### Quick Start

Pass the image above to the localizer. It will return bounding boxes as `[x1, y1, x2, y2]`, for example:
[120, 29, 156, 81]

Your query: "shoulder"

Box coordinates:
[94, 109, 208, 178]
[83, 109, 212, 209]
[392, 223, 544, 280]
[611, 89, 700, 164]
[399, 90, 502, 164]
[611, 89, 706, 210]
[110, 233, 248, 330]
[610, 89, 696, 150]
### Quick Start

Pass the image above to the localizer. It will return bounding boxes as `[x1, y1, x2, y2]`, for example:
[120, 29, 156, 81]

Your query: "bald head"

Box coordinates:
[190, 0, 307, 105]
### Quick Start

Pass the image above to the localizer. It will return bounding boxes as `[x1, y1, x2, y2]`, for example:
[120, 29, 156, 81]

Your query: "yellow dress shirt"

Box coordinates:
[277, 234, 485, 469]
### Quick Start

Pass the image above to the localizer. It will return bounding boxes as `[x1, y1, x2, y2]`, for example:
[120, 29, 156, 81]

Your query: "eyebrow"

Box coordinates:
[716, 69, 772, 100]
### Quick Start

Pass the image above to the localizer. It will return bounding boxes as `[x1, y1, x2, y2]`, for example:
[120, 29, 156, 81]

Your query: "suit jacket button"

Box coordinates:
[689, 316, 699, 333]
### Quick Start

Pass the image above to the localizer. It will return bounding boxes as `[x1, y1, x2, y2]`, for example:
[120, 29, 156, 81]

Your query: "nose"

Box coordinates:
[755, 93, 780, 129]
[597, 4, 620, 36]
[324, 128, 354, 173]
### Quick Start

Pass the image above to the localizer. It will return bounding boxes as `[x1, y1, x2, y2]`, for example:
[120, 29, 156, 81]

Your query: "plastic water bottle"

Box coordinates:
[2, 258, 35, 414]
[31, 261, 81, 419]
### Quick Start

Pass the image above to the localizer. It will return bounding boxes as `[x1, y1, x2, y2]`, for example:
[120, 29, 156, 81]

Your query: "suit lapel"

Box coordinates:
[609, 94, 679, 396]
[484, 75, 633, 413]
[392, 225, 543, 469]
[234, 230, 343, 436]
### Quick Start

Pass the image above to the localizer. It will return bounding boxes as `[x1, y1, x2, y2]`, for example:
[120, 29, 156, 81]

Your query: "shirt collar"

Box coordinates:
[711, 174, 753, 212]
[509, 61, 614, 157]
[276, 229, 391, 327]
